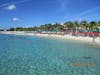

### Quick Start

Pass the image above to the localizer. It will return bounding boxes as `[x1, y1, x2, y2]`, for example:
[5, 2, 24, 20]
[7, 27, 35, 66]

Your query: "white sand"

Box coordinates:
[1, 31, 100, 44]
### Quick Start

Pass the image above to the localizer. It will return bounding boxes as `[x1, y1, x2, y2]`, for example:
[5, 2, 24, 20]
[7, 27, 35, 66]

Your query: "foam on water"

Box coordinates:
[0, 34, 100, 75]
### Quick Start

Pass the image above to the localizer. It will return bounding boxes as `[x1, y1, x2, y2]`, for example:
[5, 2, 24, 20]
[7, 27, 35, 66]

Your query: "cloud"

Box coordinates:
[65, 6, 100, 21]
[77, 7, 100, 17]
[12, 17, 20, 22]
[0, 0, 31, 7]
[58, 0, 69, 11]
[6, 4, 16, 10]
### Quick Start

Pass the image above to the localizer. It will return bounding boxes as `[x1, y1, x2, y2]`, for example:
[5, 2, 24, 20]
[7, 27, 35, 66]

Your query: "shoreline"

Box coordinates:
[0, 31, 100, 44]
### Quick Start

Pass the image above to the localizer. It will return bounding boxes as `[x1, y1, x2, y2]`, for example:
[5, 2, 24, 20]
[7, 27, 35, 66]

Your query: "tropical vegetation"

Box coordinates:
[6, 21, 100, 32]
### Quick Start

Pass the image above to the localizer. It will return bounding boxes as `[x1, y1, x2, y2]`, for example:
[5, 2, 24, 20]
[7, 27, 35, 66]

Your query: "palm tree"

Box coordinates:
[97, 21, 100, 27]
[96, 21, 100, 32]
[52, 23, 63, 32]
[80, 20, 88, 30]
[89, 21, 97, 31]
[64, 21, 74, 32]
[73, 21, 79, 31]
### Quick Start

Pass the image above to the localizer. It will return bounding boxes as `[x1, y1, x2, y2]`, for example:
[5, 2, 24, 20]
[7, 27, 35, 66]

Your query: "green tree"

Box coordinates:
[80, 20, 88, 30]
[73, 21, 79, 31]
[97, 21, 100, 26]
[89, 21, 97, 31]
[64, 21, 74, 32]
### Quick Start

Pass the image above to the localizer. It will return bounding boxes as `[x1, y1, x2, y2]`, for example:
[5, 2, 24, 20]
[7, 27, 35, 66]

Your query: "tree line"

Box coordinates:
[6, 20, 100, 32]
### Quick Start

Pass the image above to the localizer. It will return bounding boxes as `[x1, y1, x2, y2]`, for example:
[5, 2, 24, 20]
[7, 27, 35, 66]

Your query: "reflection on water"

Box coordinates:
[0, 34, 100, 75]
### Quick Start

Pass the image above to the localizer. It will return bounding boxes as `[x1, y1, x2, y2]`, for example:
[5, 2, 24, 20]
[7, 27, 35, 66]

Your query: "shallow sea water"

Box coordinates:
[0, 34, 100, 75]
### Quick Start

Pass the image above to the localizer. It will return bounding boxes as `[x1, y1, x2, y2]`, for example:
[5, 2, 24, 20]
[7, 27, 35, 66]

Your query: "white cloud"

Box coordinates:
[12, 17, 19, 22]
[58, 0, 69, 11]
[65, 6, 100, 21]
[0, 0, 30, 7]
[6, 4, 16, 10]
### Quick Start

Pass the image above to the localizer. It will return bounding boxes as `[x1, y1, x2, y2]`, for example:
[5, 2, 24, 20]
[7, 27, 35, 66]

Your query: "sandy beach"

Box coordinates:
[0, 31, 100, 44]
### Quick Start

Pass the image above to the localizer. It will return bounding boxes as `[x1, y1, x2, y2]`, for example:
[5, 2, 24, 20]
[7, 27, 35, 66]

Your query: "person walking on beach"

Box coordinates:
[92, 32, 98, 43]
[93, 36, 95, 43]
[92, 32, 95, 43]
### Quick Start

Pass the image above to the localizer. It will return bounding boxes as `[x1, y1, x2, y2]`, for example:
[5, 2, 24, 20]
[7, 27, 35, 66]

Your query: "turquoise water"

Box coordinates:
[0, 34, 100, 75]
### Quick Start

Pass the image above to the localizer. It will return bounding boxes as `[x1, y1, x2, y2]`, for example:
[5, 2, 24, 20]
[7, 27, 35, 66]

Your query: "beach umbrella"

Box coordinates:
[93, 32, 99, 37]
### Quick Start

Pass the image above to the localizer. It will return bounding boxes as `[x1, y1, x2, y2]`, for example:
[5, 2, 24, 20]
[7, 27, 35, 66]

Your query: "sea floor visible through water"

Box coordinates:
[0, 34, 100, 75]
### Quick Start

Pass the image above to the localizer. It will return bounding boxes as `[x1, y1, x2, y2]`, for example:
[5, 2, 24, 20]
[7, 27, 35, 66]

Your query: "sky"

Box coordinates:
[0, 0, 100, 29]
